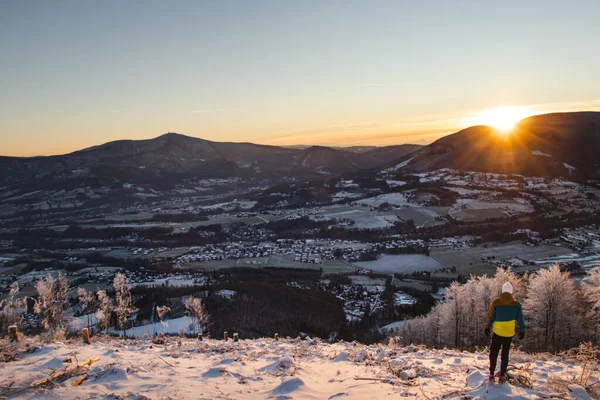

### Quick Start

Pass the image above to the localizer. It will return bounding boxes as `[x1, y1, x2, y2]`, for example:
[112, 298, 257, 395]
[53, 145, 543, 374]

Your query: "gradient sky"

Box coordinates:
[1, 0, 599, 156]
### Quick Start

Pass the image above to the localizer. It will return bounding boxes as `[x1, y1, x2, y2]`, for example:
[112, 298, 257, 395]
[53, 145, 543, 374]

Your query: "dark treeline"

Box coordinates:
[128, 267, 345, 339]
[207, 281, 344, 339]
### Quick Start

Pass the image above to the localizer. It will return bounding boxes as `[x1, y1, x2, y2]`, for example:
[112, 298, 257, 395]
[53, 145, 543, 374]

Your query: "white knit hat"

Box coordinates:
[502, 282, 513, 294]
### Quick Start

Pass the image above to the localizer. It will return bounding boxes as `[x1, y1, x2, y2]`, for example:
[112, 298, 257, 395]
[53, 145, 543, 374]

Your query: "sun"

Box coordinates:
[472, 106, 531, 132]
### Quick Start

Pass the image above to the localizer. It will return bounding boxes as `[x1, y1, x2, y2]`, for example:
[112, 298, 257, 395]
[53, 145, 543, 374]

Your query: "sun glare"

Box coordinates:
[473, 106, 531, 132]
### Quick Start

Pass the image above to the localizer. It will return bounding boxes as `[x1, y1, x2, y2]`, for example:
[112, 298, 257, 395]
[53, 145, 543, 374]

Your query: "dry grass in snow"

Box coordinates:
[0, 336, 597, 399]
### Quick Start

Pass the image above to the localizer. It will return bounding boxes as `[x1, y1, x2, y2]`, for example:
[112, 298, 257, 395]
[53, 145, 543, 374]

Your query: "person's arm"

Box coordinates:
[485, 301, 496, 329]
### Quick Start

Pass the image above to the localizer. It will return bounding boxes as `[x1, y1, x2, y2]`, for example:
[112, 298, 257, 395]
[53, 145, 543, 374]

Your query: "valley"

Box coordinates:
[2, 123, 600, 342]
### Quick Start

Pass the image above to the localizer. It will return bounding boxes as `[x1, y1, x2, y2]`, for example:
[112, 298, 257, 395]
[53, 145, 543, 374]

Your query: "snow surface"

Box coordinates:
[355, 254, 444, 274]
[381, 157, 414, 172]
[352, 215, 398, 230]
[1, 337, 588, 399]
[331, 191, 362, 201]
[385, 180, 407, 188]
[353, 193, 410, 207]
[379, 320, 406, 334]
[445, 187, 489, 196]
[531, 150, 552, 157]
[564, 163, 577, 173]
[111, 316, 196, 338]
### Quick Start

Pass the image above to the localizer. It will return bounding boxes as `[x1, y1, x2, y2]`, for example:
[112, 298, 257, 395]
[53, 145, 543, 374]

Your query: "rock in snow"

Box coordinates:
[399, 369, 417, 380]
[568, 384, 592, 400]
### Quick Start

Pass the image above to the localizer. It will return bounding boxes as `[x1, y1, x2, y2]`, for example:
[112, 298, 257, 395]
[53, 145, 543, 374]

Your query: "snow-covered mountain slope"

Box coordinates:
[1, 337, 593, 399]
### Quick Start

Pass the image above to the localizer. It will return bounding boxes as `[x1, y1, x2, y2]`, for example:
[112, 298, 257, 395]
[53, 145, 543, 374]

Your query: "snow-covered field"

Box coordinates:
[385, 180, 406, 188]
[322, 208, 399, 229]
[386, 156, 414, 171]
[0, 337, 592, 399]
[353, 193, 411, 208]
[456, 200, 533, 213]
[352, 215, 398, 230]
[532, 254, 600, 269]
[114, 316, 196, 338]
[331, 191, 363, 201]
[531, 150, 552, 157]
[355, 254, 444, 274]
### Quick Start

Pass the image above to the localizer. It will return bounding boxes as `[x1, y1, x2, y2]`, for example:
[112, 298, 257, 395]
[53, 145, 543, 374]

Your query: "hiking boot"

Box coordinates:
[488, 373, 495, 382]
[498, 374, 507, 383]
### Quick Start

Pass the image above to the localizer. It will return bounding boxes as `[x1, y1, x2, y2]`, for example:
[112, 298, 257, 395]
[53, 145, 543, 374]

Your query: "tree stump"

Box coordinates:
[275, 333, 279, 341]
[198, 333, 203, 342]
[224, 331, 228, 341]
[82, 328, 91, 344]
[8, 325, 19, 343]
[233, 333, 239, 342]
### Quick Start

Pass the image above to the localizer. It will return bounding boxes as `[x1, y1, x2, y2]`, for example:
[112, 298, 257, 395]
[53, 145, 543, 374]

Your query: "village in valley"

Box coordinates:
[2, 165, 600, 341]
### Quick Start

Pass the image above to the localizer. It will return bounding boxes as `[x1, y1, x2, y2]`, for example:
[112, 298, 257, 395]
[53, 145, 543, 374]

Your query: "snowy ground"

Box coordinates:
[352, 215, 398, 230]
[355, 254, 444, 274]
[331, 191, 363, 201]
[0, 337, 592, 399]
[353, 193, 411, 208]
[110, 316, 196, 338]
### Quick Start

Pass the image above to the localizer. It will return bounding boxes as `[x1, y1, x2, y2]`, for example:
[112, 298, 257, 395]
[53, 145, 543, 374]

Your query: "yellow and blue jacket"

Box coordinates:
[485, 292, 526, 337]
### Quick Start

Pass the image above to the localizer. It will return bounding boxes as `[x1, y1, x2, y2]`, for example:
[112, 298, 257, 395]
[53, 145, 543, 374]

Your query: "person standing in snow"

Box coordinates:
[484, 282, 526, 383]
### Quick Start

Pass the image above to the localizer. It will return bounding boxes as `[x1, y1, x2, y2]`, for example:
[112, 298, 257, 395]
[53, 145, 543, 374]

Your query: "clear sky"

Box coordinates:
[1, 0, 599, 156]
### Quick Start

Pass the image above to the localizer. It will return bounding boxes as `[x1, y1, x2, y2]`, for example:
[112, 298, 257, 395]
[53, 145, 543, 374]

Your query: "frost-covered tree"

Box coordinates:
[580, 267, 600, 342]
[184, 296, 209, 335]
[154, 305, 170, 335]
[77, 287, 94, 332]
[33, 273, 70, 331]
[401, 268, 521, 349]
[0, 281, 25, 331]
[400, 265, 598, 352]
[113, 273, 137, 338]
[95, 289, 113, 334]
[523, 264, 582, 352]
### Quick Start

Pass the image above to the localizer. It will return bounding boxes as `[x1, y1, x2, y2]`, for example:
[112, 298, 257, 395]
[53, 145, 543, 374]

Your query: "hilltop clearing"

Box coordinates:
[0, 336, 594, 399]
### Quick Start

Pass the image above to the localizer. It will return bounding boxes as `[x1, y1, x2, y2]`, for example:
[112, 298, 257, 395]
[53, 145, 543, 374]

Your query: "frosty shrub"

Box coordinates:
[388, 336, 402, 348]
[33, 272, 70, 332]
[113, 273, 137, 338]
[184, 296, 209, 335]
[0, 282, 25, 332]
[154, 305, 171, 335]
[40, 327, 66, 343]
[156, 305, 170, 321]
[95, 289, 114, 334]
[66, 317, 84, 335]
[77, 287, 94, 332]
[565, 341, 600, 388]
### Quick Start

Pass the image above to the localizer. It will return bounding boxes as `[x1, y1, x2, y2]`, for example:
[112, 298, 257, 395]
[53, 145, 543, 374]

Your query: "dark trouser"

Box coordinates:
[489, 333, 512, 376]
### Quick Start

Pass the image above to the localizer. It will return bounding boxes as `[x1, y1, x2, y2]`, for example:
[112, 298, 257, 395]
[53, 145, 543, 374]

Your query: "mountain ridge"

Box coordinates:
[2, 111, 599, 189]
[0, 133, 421, 188]
[399, 111, 600, 178]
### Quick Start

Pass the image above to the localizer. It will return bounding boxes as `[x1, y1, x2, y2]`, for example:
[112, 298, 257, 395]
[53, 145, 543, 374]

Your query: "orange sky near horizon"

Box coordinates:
[3, 100, 599, 157]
